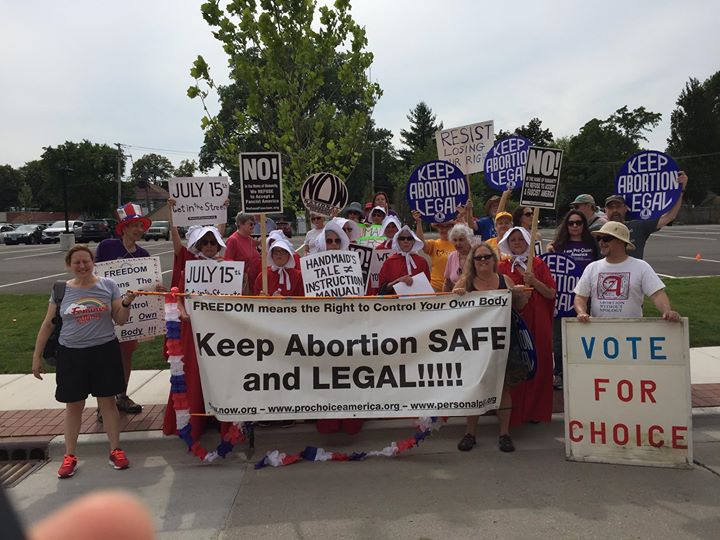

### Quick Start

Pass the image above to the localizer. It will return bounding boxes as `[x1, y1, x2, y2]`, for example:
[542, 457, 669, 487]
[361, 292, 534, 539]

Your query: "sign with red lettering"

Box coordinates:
[562, 318, 691, 468]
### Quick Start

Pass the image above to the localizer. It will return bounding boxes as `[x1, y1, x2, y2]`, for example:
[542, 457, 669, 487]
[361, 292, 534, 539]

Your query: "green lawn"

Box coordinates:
[1, 277, 718, 373]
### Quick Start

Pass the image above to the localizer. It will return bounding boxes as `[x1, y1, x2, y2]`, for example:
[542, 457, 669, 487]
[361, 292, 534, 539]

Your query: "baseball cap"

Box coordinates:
[604, 194, 626, 206]
[571, 194, 596, 207]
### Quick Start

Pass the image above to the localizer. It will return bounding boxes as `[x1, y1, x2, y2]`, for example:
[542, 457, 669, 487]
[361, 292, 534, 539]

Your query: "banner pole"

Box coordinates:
[527, 207, 540, 272]
[260, 214, 268, 295]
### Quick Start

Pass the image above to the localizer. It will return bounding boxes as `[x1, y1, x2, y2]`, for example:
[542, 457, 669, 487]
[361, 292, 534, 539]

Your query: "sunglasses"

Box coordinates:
[198, 238, 218, 246]
[473, 254, 493, 261]
[523, 211, 533, 217]
[326, 238, 342, 245]
[397, 236, 413, 241]
[567, 220, 584, 226]
[372, 212, 385, 217]
[596, 235, 615, 243]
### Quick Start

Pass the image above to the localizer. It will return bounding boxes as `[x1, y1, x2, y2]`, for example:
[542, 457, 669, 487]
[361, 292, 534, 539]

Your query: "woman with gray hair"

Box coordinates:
[442, 223, 475, 292]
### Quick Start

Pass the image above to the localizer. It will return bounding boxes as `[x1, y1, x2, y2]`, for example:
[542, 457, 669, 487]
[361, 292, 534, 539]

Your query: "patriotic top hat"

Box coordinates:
[116, 202, 152, 236]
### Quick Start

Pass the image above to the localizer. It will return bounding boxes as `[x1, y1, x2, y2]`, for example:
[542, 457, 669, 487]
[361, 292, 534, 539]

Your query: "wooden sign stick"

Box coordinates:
[260, 214, 268, 295]
[527, 207, 540, 272]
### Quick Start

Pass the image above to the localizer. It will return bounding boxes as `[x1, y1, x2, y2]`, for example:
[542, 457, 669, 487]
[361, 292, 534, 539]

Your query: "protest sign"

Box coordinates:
[367, 248, 392, 292]
[615, 150, 681, 220]
[563, 318, 692, 468]
[348, 243, 373, 289]
[239, 152, 283, 214]
[301, 251, 365, 297]
[406, 160, 469, 223]
[301, 172, 348, 216]
[184, 260, 245, 295]
[94, 257, 164, 341]
[168, 177, 229, 227]
[435, 120, 494, 175]
[484, 136, 531, 191]
[187, 291, 511, 421]
[520, 147, 563, 208]
[392, 272, 434, 295]
[540, 253, 583, 318]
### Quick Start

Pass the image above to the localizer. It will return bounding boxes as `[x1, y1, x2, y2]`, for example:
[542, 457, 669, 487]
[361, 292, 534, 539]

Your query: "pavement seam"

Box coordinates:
[217, 463, 249, 540]
[693, 458, 720, 479]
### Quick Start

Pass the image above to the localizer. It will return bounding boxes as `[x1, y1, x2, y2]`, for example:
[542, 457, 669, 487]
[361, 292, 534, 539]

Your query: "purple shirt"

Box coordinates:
[96, 238, 150, 262]
[559, 241, 595, 271]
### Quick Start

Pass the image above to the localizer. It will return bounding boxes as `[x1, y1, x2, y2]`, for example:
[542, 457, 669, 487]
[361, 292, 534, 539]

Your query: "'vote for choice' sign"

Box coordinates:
[406, 160, 469, 223]
[484, 136, 531, 191]
[615, 151, 681, 220]
[435, 120, 494, 175]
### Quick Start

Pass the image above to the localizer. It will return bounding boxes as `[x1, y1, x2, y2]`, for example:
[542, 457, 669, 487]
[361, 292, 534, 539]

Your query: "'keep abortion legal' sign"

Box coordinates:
[435, 120, 494, 175]
[540, 253, 583, 318]
[484, 136, 532, 191]
[615, 151, 681, 220]
[520, 147, 563, 209]
[239, 152, 283, 214]
[168, 177, 230, 227]
[406, 160, 469, 224]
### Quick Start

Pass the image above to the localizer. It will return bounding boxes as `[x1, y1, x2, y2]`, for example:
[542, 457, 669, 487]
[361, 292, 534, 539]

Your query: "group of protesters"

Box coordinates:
[32, 169, 688, 477]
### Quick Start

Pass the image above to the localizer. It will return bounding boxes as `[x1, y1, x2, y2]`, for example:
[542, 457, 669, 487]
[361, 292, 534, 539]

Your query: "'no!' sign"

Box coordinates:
[615, 150, 681, 220]
[406, 160, 468, 223]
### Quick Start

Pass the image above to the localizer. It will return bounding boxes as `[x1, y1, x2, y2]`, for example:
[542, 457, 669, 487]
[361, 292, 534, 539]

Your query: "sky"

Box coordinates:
[2, 0, 719, 175]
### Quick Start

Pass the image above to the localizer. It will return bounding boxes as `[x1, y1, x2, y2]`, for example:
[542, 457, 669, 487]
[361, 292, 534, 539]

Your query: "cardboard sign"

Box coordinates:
[184, 260, 245, 295]
[484, 136, 532, 191]
[520, 147, 563, 209]
[435, 120, 494, 175]
[367, 248, 393, 292]
[563, 318, 692, 468]
[94, 257, 164, 342]
[301, 172, 348, 217]
[540, 253, 583, 318]
[615, 150, 681, 220]
[188, 291, 511, 421]
[168, 177, 229, 227]
[348, 243, 373, 289]
[301, 250, 365, 297]
[239, 152, 283, 214]
[406, 160, 469, 223]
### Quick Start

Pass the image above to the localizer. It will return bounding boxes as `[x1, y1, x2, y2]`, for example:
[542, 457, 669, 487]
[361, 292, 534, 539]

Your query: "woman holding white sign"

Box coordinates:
[497, 227, 556, 428]
[373, 225, 430, 295]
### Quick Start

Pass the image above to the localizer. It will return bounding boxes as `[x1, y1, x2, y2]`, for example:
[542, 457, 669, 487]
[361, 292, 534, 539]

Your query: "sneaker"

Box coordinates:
[457, 433, 476, 452]
[499, 434, 515, 453]
[109, 448, 130, 470]
[116, 395, 142, 414]
[58, 454, 78, 478]
[553, 375, 563, 390]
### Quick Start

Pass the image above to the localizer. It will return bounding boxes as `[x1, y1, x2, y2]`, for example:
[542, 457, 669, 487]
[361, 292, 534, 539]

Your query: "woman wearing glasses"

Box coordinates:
[304, 214, 325, 255]
[442, 224, 475, 292]
[512, 205, 544, 256]
[374, 225, 430, 295]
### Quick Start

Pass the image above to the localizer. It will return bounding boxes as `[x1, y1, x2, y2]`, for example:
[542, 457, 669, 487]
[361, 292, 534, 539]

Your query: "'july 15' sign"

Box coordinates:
[435, 120, 494, 175]
[520, 147, 563, 209]
[168, 177, 230, 227]
[184, 260, 246, 295]
[239, 152, 283, 214]
[484, 136, 531, 191]
[615, 151, 681, 220]
[406, 160, 469, 224]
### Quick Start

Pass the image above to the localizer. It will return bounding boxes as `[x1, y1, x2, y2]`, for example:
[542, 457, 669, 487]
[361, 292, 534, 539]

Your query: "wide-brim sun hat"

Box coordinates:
[591, 221, 635, 250]
[115, 202, 151, 236]
[342, 201, 364, 217]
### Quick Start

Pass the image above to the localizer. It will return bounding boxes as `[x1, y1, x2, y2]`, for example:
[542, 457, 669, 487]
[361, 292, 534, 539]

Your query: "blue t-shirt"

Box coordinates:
[96, 238, 150, 262]
[559, 241, 595, 272]
[474, 216, 496, 239]
[52, 277, 121, 348]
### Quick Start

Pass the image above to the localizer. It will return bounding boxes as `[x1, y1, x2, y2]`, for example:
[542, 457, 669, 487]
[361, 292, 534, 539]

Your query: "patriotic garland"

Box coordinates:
[165, 288, 247, 462]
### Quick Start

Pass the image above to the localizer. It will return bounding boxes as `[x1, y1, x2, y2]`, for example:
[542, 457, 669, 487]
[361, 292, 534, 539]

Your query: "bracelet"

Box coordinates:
[122, 299, 132, 308]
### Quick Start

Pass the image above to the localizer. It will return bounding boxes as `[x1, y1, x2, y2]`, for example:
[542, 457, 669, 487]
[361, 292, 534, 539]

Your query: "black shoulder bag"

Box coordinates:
[42, 280, 67, 367]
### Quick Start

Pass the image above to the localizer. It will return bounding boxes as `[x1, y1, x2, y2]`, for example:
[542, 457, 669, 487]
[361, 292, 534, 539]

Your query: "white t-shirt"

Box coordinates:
[574, 256, 665, 318]
[304, 228, 322, 254]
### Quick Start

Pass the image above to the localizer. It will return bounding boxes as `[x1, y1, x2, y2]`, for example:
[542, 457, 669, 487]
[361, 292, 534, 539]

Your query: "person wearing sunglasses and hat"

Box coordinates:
[373, 225, 430, 295]
[356, 206, 388, 248]
[411, 210, 456, 292]
[95, 203, 159, 417]
[569, 194, 607, 232]
[303, 214, 326, 256]
[573, 222, 681, 322]
[603, 171, 688, 260]
[342, 201, 365, 224]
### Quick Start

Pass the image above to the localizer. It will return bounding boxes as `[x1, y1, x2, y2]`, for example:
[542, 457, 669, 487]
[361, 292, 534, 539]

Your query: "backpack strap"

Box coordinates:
[52, 280, 67, 305]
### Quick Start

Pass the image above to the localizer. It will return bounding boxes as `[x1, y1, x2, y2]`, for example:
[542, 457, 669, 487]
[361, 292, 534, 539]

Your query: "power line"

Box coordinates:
[120, 143, 201, 156]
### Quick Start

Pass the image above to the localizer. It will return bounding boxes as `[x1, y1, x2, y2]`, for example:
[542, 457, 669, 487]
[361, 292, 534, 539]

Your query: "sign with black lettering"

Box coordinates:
[435, 120, 494, 175]
[484, 136, 531, 191]
[169, 177, 230, 227]
[301, 172, 348, 217]
[348, 243, 373, 289]
[239, 152, 283, 214]
[301, 251, 365, 297]
[367, 248, 392, 292]
[184, 260, 245, 295]
[615, 150, 681, 220]
[520, 147, 563, 209]
[406, 160, 469, 223]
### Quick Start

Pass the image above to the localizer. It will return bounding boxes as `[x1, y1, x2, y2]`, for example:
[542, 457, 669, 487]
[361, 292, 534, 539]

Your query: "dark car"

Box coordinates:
[3, 224, 45, 245]
[75, 219, 117, 243]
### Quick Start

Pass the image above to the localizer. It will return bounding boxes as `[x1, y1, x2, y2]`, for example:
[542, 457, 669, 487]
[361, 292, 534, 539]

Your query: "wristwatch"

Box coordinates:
[122, 296, 132, 308]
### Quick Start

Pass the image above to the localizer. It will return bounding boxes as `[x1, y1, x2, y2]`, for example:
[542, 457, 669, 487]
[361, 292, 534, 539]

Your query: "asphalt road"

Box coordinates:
[1, 225, 718, 294]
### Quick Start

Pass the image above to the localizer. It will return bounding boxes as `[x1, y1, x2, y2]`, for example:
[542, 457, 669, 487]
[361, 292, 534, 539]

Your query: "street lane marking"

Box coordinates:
[0, 272, 68, 289]
[2, 250, 64, 261]
[653, 234, 716, 241]
[657, 273, 678, 279]
[678, 256, 720, 264]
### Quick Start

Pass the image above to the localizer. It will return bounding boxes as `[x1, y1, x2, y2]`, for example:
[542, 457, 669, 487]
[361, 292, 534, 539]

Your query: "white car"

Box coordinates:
[0, 223, 16, 244]
[42, 220, 84, 243]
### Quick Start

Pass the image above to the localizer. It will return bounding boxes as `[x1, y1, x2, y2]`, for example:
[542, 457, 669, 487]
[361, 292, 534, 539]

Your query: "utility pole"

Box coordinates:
[115, 143, 123, 208]
[371, 148, 375, 195]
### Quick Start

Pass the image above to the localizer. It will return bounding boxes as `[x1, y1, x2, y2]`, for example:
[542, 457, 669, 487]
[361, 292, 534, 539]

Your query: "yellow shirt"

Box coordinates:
[425, 238, 455, 291]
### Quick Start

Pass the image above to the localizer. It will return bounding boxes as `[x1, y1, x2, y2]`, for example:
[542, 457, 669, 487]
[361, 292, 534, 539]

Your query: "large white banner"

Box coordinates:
[187, 291, 511, 421]
[184, 260, 245, 295]
[168, 176, 230, 227]
[563, 318, 692, 468]
[94, 257, 165, 341]
[301, 251, 365, 297]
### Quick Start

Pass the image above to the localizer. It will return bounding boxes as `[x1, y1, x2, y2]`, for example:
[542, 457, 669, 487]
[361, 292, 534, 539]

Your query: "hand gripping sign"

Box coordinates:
[406, 160, 469, 224]
[484, 136, 532, 191]
[615, 151, 681, 220]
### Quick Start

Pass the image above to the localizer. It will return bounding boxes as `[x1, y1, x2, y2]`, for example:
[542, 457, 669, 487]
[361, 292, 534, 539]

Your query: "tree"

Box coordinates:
[496, 117, 554, 146]
[189, 0, 382, 213]
[345, 120, 401, 205]
[17, 182, 33, 210]
[0, 165, 23, 210]
[174, 159, 198, 177]
[667, 72, 720, 203]
[398, 102, 442, 165]
[40, 140, 121, 216]
[131, 153, 174, 187]
[19, 160, 53, 211]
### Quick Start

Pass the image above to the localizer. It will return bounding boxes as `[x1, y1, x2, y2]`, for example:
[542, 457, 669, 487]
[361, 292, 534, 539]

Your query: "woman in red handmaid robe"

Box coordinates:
[497, 227, 556, 426]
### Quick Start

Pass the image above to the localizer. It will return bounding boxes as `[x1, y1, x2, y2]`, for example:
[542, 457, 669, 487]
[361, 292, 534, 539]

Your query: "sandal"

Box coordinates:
[457, 433, 476, 452]
[498, 434, 515, 453]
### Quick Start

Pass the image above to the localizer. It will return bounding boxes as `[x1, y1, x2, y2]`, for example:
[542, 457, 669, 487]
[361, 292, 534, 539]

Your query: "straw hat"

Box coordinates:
[591, 221, 635, 250]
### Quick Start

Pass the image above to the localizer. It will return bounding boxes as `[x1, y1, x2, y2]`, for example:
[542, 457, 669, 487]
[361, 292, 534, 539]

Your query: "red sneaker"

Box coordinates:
[109, 448, 130, 470]
[57, 454, 78, 478]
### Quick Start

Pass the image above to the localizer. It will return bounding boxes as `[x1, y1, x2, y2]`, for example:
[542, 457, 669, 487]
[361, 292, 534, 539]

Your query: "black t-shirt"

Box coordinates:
[625, 218, 659, 260]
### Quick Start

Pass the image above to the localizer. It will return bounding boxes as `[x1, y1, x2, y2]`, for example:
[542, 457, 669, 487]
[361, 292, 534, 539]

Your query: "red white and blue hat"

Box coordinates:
[115, 203, 152, 235]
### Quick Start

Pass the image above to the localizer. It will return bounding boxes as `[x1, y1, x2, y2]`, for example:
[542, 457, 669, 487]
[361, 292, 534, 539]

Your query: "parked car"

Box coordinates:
[0, 224, 16, 244]
[75, 218, 117, 243]
[144, 220, 170, 241]
[3, 224, 45, 245]
[42, 220, 84, 243]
